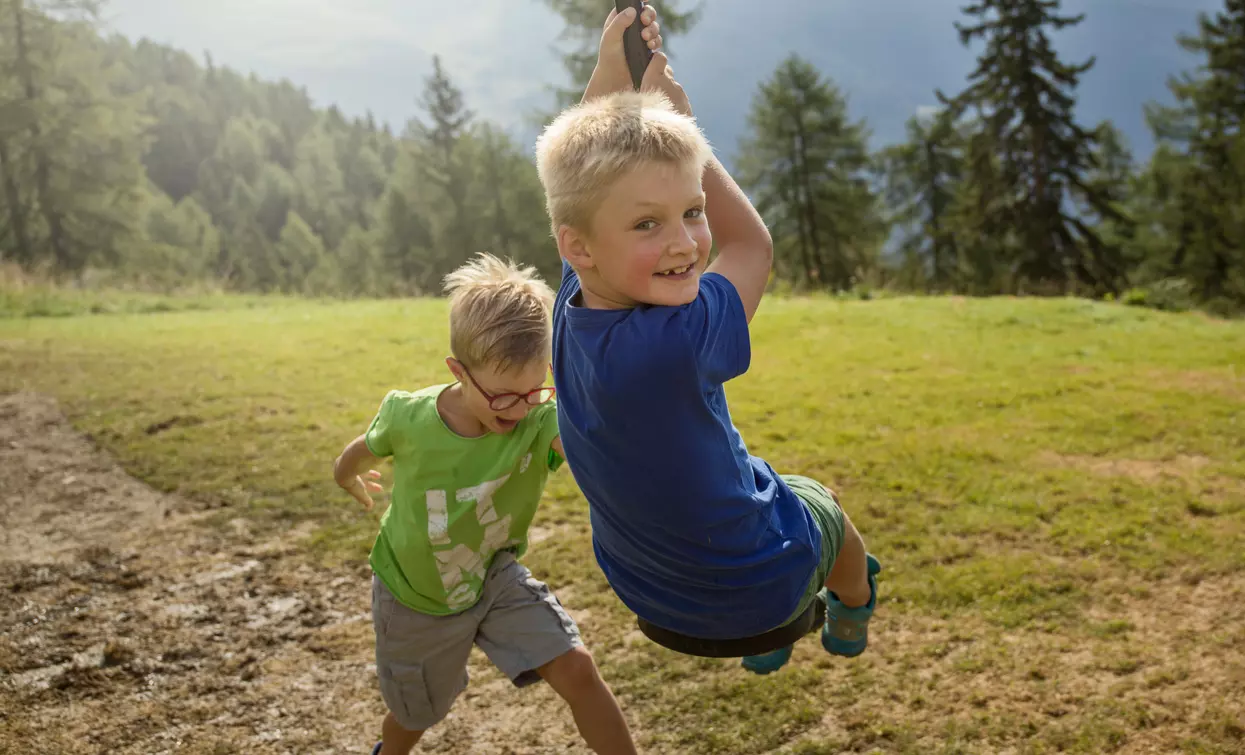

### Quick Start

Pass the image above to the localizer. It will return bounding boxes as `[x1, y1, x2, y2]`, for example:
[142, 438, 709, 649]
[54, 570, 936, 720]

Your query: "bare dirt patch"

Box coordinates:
[1149, 368, 1245, 403]
[1037, 451, 1213, 485]
[0, 393, 588, 754]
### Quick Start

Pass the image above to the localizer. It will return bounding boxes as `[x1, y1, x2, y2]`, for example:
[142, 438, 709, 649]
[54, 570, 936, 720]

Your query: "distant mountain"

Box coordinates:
[104, 0, 1223, 163]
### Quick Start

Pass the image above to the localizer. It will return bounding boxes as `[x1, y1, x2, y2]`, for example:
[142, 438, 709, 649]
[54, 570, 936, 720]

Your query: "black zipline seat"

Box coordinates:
[634, 592, 829, 658]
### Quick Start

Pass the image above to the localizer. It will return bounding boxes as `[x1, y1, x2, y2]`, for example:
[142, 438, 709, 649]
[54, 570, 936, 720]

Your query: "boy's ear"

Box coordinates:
[445, 357, 465, 381]
[556, 224, 594, 270]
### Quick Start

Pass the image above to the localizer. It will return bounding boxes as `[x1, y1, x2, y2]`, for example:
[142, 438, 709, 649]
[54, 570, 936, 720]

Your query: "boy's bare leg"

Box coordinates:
[380, 712, 424, 754]
[538, 647, 638, 755]
[824, 513, 872, 608]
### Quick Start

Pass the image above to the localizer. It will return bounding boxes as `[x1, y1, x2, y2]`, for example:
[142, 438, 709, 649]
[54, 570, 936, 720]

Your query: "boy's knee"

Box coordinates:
[539, 646, 602, 695]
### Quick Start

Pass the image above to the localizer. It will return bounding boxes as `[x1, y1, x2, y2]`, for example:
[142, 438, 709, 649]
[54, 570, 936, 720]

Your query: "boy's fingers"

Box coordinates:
[643, 19, 660, 40]
[641, 4, 657, 26]
[649, 33, 663, 50]
[603, 5, 637, 40]
[640, 50, 669, 85]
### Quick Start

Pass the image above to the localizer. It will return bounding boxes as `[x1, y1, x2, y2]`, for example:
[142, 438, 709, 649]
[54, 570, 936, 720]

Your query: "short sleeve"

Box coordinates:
[684, 273, 751, 384]
[533, 399, 564, 472]
[364, 390, 399, 458]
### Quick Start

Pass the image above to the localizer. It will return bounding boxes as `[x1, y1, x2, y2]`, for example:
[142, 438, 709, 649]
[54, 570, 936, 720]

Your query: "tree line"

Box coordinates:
[1, 0, 1242, 314]
[0, 0, 557, 295]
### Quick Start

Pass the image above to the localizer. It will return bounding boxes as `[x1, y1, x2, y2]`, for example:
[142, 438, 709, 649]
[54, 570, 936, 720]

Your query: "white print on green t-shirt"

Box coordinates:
[425, 471, 523, 611]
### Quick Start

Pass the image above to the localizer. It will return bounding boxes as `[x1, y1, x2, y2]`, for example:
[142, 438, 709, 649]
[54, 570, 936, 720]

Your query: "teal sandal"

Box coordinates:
[740, 644, 793, 675]
[821, 553, 881, 657]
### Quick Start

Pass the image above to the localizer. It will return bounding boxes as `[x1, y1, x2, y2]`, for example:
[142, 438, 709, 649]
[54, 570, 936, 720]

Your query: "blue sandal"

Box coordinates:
[821, 553, 882, 657]
[740, 644, 793, 675]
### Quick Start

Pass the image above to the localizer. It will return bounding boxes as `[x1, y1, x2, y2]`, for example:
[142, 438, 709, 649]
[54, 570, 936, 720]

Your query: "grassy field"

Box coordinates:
[2, 293, 1243, 753]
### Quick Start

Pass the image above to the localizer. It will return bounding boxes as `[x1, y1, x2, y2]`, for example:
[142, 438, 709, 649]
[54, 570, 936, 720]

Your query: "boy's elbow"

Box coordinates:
[332, 453, 349, 485]
[745, 220, 774, 265]
[332, 438, 361, 484]
[748, 234, 774, 273]
[757, 235, 774, 265]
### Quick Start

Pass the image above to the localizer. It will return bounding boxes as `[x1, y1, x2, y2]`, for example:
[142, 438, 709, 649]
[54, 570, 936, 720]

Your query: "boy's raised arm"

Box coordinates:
[639, 60, 775, 323]
[702, 157, 774, 323]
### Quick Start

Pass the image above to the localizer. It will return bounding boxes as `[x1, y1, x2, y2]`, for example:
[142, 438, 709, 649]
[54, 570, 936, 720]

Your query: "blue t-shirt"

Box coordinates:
[551, 261, 822, 639]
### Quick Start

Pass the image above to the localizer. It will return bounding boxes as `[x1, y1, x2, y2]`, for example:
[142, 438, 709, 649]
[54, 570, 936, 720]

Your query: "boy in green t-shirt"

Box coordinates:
[333, 253, 638, 755]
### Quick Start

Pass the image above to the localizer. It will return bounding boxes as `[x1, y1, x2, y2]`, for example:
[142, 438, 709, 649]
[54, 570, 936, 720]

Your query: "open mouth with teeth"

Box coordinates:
[655, 263, 695, 279]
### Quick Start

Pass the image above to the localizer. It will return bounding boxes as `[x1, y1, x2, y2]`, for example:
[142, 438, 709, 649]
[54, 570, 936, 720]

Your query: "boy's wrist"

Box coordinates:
[669, 90, 692, 117]
[583, 66, 626, 103]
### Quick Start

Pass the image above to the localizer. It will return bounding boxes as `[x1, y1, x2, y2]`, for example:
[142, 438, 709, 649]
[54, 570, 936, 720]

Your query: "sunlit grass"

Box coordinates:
[3, 293, 1242, 753]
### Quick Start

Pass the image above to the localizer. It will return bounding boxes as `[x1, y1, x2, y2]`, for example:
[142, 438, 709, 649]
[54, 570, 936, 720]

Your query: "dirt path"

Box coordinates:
[0, 393, 585, 754]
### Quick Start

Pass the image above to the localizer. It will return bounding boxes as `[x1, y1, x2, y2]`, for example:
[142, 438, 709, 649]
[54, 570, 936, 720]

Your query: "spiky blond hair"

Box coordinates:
[442, 253, 555, 371]
[535, 90, 714, 235]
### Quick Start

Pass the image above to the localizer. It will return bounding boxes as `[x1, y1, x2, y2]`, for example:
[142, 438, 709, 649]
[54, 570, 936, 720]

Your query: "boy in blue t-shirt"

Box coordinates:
[533, 5, 881, 674]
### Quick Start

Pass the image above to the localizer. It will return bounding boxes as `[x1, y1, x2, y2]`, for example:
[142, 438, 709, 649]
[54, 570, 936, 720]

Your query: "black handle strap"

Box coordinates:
[614, 0, 653, 90]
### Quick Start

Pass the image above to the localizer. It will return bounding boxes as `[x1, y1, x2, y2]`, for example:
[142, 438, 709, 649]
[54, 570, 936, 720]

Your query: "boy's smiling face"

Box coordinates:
[562, 159, 711, 310]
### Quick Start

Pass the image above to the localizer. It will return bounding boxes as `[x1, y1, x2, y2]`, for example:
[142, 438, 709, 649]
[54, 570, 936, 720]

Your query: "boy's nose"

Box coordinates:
[672, 224, 697, 252]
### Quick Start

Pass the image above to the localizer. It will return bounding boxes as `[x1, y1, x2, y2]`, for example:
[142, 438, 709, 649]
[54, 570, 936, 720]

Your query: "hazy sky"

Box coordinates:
[101, 0, 1223, 161]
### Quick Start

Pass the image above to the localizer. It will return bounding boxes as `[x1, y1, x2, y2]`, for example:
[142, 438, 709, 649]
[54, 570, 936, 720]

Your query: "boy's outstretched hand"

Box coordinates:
[344, 469, 385, 511]
[583, 4, 663, 103]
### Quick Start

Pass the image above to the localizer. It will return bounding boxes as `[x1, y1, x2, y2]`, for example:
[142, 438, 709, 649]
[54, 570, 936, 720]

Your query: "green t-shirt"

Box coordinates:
[365, 384, 563, 615]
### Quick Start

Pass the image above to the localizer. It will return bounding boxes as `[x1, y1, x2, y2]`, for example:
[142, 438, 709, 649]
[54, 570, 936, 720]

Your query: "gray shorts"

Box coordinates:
[371, 550, 583, 731]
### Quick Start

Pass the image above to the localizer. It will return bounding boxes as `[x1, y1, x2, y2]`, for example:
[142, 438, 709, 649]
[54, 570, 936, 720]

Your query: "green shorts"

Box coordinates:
[781, 475, 846, 626]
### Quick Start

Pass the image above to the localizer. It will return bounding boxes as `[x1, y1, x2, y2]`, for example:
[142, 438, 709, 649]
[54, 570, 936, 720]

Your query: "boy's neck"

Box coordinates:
[436, 383, 489, 439]
[575, 274, 638, 311]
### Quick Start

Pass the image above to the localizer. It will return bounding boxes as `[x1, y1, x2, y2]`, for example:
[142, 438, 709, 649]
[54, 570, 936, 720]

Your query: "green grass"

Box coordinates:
[2, 293, 1243, 753]
[0, 281, 289, 318]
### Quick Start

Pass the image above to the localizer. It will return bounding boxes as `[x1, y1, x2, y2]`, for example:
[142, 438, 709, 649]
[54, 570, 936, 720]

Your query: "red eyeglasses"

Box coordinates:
[461, 365, 556, 411]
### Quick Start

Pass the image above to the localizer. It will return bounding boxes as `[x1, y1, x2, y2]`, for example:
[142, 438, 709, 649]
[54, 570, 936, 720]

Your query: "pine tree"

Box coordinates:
[466, 123, 561, 282]
[291, 122, 348, 249]
[132, 40, 216, 203]
[254, 163, 296, 242]
[1143, 0, 1245, 306]
[377, 180, 433, 295]
[0, 101, 35, 264]
[938, 0, 1127, 296]
[879, 109, 965, 291]
[1082, 121, 1135, 260]
[337, 119, 387, 230]
[276, 210, 327, 293]
[737, 55, 883, 291]
[1, 0, 146, 273]
[137, 185, 218, 287]
[336, 223, 381, 296]
[406, 56, 477, 289]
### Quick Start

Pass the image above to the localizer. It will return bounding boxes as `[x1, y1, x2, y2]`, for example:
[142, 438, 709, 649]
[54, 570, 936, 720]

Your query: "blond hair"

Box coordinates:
[442, 253, 555, 371]
[535, 90, 714, 235]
